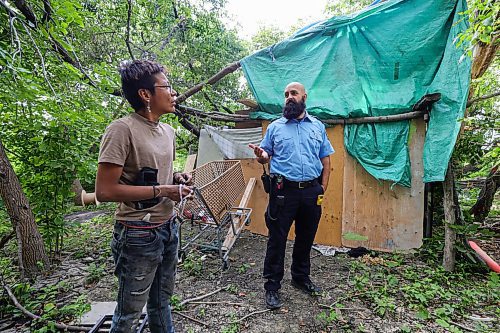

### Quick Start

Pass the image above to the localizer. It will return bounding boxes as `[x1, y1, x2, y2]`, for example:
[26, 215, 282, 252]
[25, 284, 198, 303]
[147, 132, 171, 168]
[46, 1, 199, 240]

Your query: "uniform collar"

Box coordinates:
[283, 110, 312, 123]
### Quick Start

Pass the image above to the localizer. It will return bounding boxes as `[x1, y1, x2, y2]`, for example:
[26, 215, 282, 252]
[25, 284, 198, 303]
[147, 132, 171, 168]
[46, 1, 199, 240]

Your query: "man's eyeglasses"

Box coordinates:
[154, 85, 174, 94]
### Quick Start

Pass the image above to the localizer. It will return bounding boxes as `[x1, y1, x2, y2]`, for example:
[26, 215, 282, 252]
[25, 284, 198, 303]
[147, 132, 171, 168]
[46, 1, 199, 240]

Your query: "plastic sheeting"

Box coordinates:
[240, 0, 471, 186]
[204, 126, 262, 159]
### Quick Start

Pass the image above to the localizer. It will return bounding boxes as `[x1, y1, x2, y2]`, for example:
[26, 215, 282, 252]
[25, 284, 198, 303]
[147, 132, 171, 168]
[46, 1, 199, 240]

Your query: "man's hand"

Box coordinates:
[248, 144, 270, 164]
[174, 172, 193, 185]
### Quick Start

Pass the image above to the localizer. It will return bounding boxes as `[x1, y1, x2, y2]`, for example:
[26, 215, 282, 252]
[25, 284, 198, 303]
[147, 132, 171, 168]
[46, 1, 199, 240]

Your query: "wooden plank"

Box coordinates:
[222, 177, 256, 251]
[183, 154, 197, 173]
[241, 159, 270, 236]
[341, 118, 425, 251]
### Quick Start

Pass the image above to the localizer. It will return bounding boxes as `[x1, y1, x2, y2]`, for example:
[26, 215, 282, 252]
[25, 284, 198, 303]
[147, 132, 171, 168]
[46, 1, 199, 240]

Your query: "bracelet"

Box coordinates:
[153, 185, 161, 199]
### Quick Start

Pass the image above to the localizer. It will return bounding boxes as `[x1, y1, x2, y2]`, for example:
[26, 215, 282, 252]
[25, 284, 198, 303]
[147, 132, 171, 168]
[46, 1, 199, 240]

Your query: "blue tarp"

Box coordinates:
[241, 0, 471, 186]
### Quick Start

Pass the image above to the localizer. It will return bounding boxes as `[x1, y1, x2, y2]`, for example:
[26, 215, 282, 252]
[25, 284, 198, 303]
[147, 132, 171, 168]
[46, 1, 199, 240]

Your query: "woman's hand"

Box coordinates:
[174, 172, 193, 185]
[160, 184, 194, 202]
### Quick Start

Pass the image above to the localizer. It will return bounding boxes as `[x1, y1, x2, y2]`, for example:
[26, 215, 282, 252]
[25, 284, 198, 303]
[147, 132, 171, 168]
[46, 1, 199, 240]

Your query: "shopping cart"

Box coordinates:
[176, 160, 254, 269]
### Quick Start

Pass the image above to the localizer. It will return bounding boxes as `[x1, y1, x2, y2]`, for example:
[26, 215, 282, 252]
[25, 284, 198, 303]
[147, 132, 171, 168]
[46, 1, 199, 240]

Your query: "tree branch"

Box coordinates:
[1, 276, 90, 332]
[126, 0, 135, 60]
[0, 230, 15, 249]
[0, 0, 18, 17]
[176, 61, 241, 104]
[467, 90, 500, 107]
[233, 309, 271, 323]
[2, 0, 121, 96]
[13, 0, 37, 26]
[8, 13, 22, 62]
[323, 110, 426, 124]
[42, 0, 52, 23]
[172, 311, 208, 327]
[180, 286, 227, 306]
[159, 17, 186, 50]
[21, 20, 56, 96]
[177, 104, 251, 122]
[174, 110, 200, 137]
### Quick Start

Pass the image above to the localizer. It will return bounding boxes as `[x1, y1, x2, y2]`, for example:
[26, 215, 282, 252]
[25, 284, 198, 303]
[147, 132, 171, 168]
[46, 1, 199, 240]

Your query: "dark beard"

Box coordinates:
[283, 99, 306, 119]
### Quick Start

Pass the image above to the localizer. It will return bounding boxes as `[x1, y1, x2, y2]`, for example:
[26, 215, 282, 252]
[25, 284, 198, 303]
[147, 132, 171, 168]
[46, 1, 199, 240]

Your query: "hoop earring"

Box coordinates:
[147, 100, 151, 113]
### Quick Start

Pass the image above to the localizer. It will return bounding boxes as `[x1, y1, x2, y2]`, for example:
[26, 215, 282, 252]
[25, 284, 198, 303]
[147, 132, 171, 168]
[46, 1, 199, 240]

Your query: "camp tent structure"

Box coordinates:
[188, 0, 472, 251]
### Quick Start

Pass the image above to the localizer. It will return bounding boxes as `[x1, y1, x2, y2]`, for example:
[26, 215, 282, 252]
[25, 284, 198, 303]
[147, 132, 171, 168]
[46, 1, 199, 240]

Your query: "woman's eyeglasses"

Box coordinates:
[154, 85, 174, 94]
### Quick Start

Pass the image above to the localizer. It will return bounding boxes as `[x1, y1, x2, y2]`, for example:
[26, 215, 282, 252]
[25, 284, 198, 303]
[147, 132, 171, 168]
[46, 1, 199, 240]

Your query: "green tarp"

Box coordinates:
[240, 0, 471, 186]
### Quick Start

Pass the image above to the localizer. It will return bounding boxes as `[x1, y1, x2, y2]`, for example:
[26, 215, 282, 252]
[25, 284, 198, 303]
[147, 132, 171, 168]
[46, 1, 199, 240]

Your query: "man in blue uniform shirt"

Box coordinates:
[249, 82, 335, 309]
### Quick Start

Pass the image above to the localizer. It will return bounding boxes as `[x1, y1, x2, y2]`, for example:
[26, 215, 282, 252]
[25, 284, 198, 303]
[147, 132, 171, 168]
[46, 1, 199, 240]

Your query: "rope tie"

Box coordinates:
[178, 184, 193, 216]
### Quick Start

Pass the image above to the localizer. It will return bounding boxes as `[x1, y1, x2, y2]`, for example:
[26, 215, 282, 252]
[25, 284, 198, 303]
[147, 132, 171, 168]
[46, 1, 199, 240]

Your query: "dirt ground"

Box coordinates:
[84, 226, 498, 333]
[2, 211, 498, 333]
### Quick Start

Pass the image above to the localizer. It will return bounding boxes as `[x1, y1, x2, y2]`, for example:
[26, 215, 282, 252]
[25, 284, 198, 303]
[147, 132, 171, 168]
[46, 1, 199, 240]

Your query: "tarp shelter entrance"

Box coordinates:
[196, 126, 262, 167]
[240, 0, 472, 187]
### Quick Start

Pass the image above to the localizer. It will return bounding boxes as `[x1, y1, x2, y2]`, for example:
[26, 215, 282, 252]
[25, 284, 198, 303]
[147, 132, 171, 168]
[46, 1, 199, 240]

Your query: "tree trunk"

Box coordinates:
[443, 162, 457, 271]
[470, 165, 499, 223]
[0, 139, 49, 278]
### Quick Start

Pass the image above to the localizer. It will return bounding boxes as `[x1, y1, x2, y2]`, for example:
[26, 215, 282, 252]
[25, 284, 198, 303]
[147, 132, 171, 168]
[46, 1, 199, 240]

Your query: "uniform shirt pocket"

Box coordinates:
[309, 130, 322, 151]
[274, 135, 294, 156]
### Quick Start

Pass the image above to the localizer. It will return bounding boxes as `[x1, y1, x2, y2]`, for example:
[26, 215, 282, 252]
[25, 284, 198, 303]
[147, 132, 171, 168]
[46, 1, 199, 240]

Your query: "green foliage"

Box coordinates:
[63, 214, 113, 259]
[85, 262, 106, 285]
[344, 250, 500, 331]
[180, 251, 204, 276]
[0, 0, 249, 261]
[0, 280, 90, 333]
[221, 312, 239, 333]
[454, 58, 499, 180]
[170, 294, 183, 311]
[225, 283, 239, 294]
[317, 307, 340, 324]
[237, 262, 251, 274]
[249, 25, 288, 52]
[457, 0, 499, 53]
[325, 0, 373, 16]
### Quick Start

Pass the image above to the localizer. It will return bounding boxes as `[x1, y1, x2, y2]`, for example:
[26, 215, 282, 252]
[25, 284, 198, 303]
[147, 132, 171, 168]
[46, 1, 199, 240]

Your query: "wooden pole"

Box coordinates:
[178, 107, 428, 125]
[323, 110, 425, 124]
[177, 104, 252, 122]
[222, 178, 256, 252]
[176, 61, 241, 104]
[443, 162, 457, 271]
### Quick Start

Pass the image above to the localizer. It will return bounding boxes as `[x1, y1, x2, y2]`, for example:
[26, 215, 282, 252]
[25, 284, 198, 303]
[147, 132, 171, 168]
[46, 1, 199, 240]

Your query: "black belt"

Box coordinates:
[282, 178, 319, 189]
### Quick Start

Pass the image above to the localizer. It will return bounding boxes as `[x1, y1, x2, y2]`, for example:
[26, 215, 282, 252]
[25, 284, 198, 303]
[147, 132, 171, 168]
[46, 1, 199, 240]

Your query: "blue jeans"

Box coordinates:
[110, 219, 178, 333]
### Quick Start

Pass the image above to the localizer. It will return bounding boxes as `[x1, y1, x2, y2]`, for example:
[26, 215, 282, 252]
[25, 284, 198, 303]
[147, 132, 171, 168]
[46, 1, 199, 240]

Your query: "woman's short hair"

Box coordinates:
[118, 60, 166, 111]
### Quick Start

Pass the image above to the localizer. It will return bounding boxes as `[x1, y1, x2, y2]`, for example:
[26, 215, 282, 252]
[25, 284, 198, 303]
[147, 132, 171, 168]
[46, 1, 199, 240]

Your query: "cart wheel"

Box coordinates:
[178, 250, 186, 263]
[245, 217, 251, 226]
[222, 260, 229, 271]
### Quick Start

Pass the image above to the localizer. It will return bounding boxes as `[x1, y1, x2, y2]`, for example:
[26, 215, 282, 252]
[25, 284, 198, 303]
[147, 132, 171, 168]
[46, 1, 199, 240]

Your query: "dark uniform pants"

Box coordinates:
[263, 181, 323, 291]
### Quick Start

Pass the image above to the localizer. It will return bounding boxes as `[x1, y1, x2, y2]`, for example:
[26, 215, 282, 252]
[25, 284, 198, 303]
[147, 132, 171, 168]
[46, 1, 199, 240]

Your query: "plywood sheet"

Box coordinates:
[341, 119, 425, 251]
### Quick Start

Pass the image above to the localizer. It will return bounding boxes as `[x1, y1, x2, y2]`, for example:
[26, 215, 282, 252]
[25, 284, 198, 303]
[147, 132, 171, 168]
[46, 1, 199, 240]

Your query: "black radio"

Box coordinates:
[133, 167, 160, 209]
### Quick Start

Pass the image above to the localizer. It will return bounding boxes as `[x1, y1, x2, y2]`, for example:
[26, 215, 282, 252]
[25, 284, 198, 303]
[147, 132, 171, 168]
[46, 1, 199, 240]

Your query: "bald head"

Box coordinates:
[285, 82, 306, 94]
[283, 82, 307, 119]
[284, 82, 307, 104]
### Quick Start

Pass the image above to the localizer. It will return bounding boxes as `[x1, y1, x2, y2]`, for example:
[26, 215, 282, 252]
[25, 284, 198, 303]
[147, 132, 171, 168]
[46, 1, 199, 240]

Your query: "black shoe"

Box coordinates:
[291, 279, 322, 295]
[265, 290, 282, 309]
